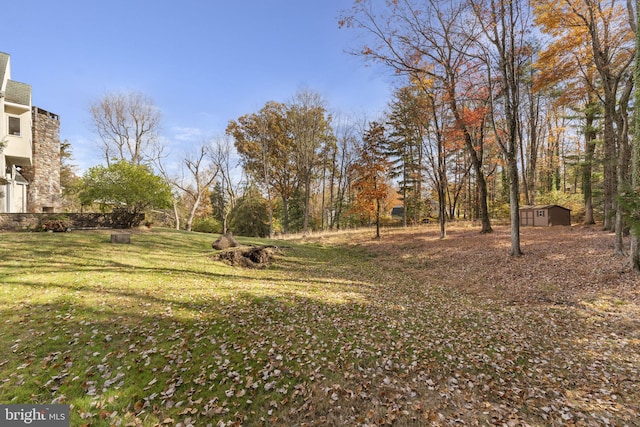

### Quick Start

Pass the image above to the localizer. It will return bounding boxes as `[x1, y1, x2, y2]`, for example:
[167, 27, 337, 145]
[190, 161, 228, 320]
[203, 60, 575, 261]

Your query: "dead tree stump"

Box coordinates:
[111, 233, 131, 244]
[215, 245, 280, 268]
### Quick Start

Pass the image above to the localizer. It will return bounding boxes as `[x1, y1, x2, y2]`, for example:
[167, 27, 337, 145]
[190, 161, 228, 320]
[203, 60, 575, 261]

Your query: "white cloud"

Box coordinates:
[171, 127, 204, 142]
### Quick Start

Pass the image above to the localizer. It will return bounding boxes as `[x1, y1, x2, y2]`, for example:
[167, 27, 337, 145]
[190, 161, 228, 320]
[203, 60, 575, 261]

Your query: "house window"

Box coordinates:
[8, 116, 21, 136]
[536, 210, 545, 217]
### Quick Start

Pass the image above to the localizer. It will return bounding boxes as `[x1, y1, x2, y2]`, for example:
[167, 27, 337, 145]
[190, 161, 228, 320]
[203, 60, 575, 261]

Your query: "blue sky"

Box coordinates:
[3, 1, 393, 172]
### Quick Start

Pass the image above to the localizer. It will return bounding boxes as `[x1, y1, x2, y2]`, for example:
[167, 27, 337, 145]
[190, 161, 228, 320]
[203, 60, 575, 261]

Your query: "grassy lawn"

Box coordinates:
[0, 226, 638, 426]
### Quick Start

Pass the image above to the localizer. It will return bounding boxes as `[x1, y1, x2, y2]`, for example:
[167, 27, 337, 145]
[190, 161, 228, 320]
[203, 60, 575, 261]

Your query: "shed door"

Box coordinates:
[534, 209, 547, 226]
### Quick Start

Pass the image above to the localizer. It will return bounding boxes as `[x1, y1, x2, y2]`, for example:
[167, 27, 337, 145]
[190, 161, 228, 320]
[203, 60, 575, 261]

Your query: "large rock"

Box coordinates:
[212, 232, 238, 250]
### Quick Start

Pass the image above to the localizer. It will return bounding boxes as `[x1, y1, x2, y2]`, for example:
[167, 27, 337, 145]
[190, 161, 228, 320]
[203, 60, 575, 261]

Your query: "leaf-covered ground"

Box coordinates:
[0, 225, 638, 426]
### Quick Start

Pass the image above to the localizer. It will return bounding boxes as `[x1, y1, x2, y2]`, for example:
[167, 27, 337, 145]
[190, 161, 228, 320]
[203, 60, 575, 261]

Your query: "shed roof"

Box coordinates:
[520, 204, 571, 211]
[391, 206, 404, 215]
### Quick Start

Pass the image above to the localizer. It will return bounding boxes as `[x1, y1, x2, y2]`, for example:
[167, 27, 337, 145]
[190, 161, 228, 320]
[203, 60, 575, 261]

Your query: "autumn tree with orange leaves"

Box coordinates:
[532, 4, 601, 224]
[630, 0, 640, 271]
[351, 122, 394, 239]
[227, 101, 296, 237]
[340, 0, 494, 235]
[534, 0, 635, 255]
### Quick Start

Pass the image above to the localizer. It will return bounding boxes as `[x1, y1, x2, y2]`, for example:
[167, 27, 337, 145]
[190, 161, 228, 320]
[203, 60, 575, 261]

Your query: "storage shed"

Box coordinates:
[519, 205, 571, 227]
[390, 206, 405, 220]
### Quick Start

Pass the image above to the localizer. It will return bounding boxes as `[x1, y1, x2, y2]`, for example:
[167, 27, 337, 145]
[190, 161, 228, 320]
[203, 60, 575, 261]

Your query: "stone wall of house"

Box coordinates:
[22, 107, 61, 213]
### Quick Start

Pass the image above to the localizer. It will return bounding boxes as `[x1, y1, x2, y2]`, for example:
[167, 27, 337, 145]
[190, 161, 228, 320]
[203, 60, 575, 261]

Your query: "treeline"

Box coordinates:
[221, 0, 640, 268]
[334, 0, 639, 267]
[67, 0, 640, 270]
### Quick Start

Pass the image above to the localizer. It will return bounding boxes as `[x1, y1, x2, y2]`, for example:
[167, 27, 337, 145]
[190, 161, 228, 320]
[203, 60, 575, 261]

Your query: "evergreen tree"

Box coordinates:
[387, 86, 428, 226]
[229, 184, 270, 237]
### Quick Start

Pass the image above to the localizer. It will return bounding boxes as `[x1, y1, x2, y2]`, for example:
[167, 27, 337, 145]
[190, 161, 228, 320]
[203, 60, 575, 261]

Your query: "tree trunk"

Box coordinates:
[264, 182, 274, 239]
[281, 195, 290, 234]
[520, 130, 530, 206]
[329, 146, 337, 230]
[614, 115, 630, 256]
[527, 93, 539, 206]
[614, 82, 633, 256]
[375, 197, 381, 239]
[508, 152, 523, 256]
[437, 139, 447, 239]
[631, 0, 640, 272]
[173, 198, 180, 230]
[632, 230, 640, 272]
[582, 102, 597, 225]
[438, 184, 447, 239]
[416, 140, 424, 224]
[475, 167, 493, 234]
[602, 88, 619, 231]
[402, 168, 408, 227]
[185, 193, 201, 232]
[302, 178, 313, 236]
[452, 105, 492, 234]
[521, 82, 539, 206]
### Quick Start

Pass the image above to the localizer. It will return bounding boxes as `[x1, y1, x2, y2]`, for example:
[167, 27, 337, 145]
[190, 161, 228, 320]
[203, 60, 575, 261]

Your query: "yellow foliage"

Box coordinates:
[532, 0, 634, 107]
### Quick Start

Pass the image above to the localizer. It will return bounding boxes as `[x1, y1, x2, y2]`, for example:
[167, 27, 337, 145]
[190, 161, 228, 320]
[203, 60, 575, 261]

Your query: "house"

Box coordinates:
[519, 205, 571, 227]
[1, 51, 61, 213]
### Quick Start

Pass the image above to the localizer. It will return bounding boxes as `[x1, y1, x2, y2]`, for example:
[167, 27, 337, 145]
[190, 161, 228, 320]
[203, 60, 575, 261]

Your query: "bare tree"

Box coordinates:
[288, 89, 336, 235]
[340, 0, 494, 234]
[173, 144, 219, 232]
[153, 145, 182, 230]
[90, 91, 162, 165]
[329, 114, 360, 229]
[469, 0, 533, 256]
[209, 135, 240, 234]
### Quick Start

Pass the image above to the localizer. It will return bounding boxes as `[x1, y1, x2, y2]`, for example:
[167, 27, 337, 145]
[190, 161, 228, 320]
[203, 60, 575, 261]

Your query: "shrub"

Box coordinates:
[618, 186, 640, 236]
[79, 161, 173, 223]
[191, 217, 222, 234]
[38, 215, 72, 232]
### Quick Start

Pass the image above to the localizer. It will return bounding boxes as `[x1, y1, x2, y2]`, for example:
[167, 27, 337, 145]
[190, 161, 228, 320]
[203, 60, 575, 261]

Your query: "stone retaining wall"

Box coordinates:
[0, 212, 144, 231]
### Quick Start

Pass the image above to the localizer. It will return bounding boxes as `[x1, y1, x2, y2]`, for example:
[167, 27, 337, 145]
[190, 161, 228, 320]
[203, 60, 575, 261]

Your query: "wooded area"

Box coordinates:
[72, 0, 640, 270]
[223, 0, 640, 268]
[230, 0, 638, 268]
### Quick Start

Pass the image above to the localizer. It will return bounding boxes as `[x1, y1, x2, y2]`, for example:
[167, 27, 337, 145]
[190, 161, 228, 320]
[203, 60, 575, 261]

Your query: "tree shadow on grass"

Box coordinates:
[1, 228, 639, 425]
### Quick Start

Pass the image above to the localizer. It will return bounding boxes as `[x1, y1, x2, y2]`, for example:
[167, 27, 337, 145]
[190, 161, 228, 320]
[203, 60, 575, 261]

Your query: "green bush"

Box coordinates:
[191, 217, 222, 234]
[618, 186, 640, 236]
[227, 185, 271, 237]
[491, 202, 511, 220]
